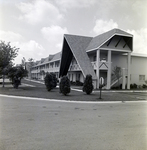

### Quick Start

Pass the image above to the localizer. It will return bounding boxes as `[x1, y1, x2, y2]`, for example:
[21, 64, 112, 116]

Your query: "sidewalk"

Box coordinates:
[24, 78, 147, 93]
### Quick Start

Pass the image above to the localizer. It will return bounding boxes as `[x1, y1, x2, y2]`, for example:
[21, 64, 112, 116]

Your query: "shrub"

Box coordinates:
[142, 84, 147, 89]
[12, 76, 21, 89]
[44, 73, 57, 91]
[130, 83, 137, 89]
[60, 76, 70, 96]
[76, 80, 83, 86]
[50, 73, 57, 88]
[70, 80, 83, 86]
[83, 74, 93, 95]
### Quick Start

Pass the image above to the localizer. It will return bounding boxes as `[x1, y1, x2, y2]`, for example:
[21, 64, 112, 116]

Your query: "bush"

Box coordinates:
[142, 84, 147, 89]
[50, 73, 57, 88]
[12, 76, 21, 89]
[70, 80, 83, 86]
[60, 76, 70, 96]
[44, 73, 57, 91]
[83, 74, 93, 95]
[130, 83, 137, 89]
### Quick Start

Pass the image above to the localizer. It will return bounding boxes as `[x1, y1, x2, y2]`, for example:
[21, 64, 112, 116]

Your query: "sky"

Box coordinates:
[0, 0, 147, 64]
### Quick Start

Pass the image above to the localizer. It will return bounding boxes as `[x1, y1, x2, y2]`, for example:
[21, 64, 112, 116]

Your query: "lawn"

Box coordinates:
[0, 79, 146, 101]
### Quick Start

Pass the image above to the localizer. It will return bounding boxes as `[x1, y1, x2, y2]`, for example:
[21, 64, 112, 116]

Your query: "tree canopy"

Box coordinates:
[7, 65, 28, 88]
[0, 41, 19, 74]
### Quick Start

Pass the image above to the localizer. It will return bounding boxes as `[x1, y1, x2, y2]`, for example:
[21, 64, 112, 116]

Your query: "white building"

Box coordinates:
[31, 28, 147, 89]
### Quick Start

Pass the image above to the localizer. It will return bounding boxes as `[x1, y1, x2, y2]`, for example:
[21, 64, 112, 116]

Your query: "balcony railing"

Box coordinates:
[91, 62, 97, 69]
[31, 61, 114, 73]
[31, 67, 59, 74]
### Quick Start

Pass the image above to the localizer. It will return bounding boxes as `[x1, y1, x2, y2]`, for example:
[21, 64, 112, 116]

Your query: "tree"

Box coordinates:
[7, 65, 28, 88]
[44, 73, 57, 91]
[0, 41, 19, 87]
[28, 58, 34, 79]
[83, 74, 93, 95]
[59, 76, 70, 96]
[112, 66, 121, 88]
[21, 57, 26, 69]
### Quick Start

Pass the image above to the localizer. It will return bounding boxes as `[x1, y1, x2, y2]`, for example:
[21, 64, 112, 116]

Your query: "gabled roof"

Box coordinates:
[59, 34, 96, 79]
[43, 56, 49, 64]
[59, 28, 133, 79]
[50, 52, 61, 62]
[86, 28, 133, 51]
[32, 52, 61, 67]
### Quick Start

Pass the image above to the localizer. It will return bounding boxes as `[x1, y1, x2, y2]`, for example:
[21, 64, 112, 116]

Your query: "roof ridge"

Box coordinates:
[64, 34, 93, 38]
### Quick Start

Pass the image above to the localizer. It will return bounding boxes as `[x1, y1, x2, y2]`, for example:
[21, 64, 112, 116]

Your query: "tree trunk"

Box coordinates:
[2, 75, 5, 88]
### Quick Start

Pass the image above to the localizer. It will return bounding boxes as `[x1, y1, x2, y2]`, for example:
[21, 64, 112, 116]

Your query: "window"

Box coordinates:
[139, 75, 145, 81]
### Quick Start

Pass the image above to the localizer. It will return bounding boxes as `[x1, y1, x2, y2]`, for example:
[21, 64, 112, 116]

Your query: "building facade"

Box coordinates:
[31, 28, 147, 89]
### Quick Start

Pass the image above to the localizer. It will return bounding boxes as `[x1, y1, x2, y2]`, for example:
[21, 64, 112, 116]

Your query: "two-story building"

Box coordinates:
[31, 28, 147, 89]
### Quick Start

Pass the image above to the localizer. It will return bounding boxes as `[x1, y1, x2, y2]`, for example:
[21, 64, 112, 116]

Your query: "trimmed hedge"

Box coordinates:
[60, 76, 70, 96]
[83, 74, 93, 95]
[44, 73, 57, 91]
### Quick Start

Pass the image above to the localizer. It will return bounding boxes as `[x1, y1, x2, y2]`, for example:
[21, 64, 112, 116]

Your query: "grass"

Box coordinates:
[0, 79, 146, 101]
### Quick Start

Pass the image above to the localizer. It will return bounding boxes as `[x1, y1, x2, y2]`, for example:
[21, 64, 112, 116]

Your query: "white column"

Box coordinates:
[96, 50, 100, 89]
[122, 68, 126, 89]
[127, 52, 131, 89]
[107, 50, 111, 89]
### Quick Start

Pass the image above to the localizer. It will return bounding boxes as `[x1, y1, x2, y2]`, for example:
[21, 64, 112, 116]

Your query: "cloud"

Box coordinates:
[17, 0, 63, 25]
[55, 0, 97, 9]
[41, 25, 68, 51]
[0, 30, 24, 43]
[93, 19, 118, 35]
[0, 30, 46, 63]
[127, 28, 147, 55]
[14, 40, 46, 64]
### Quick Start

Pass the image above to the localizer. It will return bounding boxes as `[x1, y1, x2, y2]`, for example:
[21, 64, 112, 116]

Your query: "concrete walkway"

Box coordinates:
[24, 78, 147, 93]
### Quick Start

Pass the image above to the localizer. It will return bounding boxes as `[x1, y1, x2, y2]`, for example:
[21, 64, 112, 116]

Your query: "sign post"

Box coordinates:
[99, 77, 104, 99]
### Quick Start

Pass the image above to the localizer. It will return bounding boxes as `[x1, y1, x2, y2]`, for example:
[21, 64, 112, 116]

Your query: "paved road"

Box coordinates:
[0, 95, 147, 150]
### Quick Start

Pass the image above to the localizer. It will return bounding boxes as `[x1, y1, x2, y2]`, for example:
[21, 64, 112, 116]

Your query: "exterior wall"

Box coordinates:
[111, 54, 128, 71]
[31, 60, 60, 80]
[131, 56, 147, 85]
[111, 54, 147, 85]
[31, 52, 147, 87]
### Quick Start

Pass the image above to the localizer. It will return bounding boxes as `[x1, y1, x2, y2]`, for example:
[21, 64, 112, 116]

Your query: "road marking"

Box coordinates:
[0, 94, 147, 104]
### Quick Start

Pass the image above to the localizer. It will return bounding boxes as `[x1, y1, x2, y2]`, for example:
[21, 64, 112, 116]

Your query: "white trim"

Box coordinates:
[100, 48, 131, 53]
[86, 34, 115, 52]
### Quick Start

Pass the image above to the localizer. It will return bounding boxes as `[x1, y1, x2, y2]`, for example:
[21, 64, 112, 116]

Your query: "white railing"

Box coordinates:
[91, 61, 111, 70]
[91, 62, 97, 69]
[31, 67, 59, 74]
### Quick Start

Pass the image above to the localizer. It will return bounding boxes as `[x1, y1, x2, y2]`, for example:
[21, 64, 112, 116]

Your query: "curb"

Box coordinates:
[0, 94, 147, 104]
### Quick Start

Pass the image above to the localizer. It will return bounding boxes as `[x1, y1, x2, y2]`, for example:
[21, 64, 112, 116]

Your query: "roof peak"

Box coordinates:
[94, 28, 133, 39]
[64, 34, 92, 38]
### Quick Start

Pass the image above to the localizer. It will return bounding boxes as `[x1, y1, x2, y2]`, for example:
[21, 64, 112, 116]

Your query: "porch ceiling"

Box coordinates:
[101, 35, 133, 52]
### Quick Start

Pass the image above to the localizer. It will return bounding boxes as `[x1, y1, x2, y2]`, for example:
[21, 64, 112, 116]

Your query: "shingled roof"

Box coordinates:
[59, 34, 96, 79]
[59, 28, 133, 79]
[86, 28, 133, 51]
